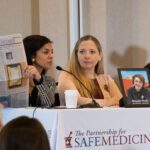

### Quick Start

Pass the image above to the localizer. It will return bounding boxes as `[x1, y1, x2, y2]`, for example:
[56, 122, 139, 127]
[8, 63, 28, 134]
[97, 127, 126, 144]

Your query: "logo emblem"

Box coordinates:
[65, 131, 73, 148]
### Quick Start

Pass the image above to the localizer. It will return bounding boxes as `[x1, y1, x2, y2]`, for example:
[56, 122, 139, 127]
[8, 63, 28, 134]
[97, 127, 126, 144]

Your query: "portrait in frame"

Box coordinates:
[118, 68, 150, 107]
[7, 63, 22, 88]
[6, 52, 13, 60]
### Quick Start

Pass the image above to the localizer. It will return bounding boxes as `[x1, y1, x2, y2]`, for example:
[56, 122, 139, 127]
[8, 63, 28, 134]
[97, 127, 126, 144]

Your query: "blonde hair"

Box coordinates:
[68, 35, 104, 97]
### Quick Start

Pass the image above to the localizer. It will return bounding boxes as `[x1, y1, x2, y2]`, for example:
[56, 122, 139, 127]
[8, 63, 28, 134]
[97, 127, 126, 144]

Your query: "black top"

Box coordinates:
[29, 75, 56, 107]
[127, 87, 150, 104]
[29, 86, 40, 106]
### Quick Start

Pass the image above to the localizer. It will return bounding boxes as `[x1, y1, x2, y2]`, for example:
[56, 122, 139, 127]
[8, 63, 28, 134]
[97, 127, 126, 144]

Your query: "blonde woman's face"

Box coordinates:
[77, 40, 101, 72]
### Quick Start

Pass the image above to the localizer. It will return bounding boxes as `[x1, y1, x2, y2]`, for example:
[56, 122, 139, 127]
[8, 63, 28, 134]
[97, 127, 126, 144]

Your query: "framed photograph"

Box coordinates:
[7, 63, 22, 88]
[118, 68, 150, 107]
[6, 52, 13, 60]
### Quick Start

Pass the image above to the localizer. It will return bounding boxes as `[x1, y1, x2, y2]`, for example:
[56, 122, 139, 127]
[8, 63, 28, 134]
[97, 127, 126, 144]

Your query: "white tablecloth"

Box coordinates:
[3, 107, 150, 150]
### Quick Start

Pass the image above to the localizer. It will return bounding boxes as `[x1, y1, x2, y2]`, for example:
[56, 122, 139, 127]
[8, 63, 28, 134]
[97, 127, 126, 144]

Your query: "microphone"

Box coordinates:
[56, 66, 101, 108]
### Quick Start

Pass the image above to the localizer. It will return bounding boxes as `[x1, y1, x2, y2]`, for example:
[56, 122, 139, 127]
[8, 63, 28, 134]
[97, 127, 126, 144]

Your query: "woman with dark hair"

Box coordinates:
[0, 116, 51, 150]
[23, 35, 56, 107]
[58, 35, 122, 107]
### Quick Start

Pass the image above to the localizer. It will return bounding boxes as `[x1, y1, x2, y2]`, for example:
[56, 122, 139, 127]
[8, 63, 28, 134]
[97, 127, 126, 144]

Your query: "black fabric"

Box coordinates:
[128, 87, 150, 101]
[33, 76, 43, 85]
[80, 102, 101, 108]
[54, 93, 60, 106]
[119, 97, 125, 107]
[144, 63, 150, 73]
[29, 87, 41, 107]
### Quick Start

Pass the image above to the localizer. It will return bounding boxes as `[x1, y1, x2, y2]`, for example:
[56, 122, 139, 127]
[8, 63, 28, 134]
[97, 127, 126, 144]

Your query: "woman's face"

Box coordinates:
[77, 40, 101, 72]
[133, 77, 143, 91]
[34, 43, 54, 71]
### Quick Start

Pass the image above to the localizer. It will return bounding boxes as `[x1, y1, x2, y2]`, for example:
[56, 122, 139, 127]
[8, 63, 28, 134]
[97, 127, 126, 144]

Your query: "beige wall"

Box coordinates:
[81, 0, 150, 85]
[0, 0, 31, 37]
[81, 0, 107, 70]
[39, 0, 69, 78]
[0, 0, 150, 83]
[105, 0, 150, 77]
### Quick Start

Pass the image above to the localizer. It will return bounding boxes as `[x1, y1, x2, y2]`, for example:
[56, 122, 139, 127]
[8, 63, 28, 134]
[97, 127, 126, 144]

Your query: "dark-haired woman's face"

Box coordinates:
[34, 43, 54, 71]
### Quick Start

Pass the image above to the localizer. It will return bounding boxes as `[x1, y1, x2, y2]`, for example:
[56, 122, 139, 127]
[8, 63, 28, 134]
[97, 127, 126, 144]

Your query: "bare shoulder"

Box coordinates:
[58, 71, 76, 90]
[58, 71, 73, 81]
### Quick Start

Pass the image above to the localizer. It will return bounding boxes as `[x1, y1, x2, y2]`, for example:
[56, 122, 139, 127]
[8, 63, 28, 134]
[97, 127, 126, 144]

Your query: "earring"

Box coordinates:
[32, 58, 35, 62]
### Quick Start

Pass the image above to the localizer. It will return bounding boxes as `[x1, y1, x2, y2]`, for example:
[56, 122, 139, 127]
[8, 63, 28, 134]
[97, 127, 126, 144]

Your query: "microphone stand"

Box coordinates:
[56, 66, 101, 108]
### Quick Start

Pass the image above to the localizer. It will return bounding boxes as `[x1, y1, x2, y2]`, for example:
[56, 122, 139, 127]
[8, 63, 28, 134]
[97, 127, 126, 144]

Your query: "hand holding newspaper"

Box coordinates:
[0, 34, 29, 107]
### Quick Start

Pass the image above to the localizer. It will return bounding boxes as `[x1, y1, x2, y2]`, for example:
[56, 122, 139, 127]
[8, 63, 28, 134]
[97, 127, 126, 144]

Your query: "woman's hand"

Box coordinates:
[23, 65, 41, 81]
[95, 99, 119, 107]
[95, 99, 107, 107]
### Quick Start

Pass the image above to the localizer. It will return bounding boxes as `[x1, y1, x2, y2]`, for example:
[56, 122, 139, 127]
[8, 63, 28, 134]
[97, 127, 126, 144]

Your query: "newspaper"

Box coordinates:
[0, 34, 29, 107]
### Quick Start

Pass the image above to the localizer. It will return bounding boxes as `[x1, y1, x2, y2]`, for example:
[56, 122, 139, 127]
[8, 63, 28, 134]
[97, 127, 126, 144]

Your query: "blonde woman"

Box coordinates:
[58, 35, 122, 107]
